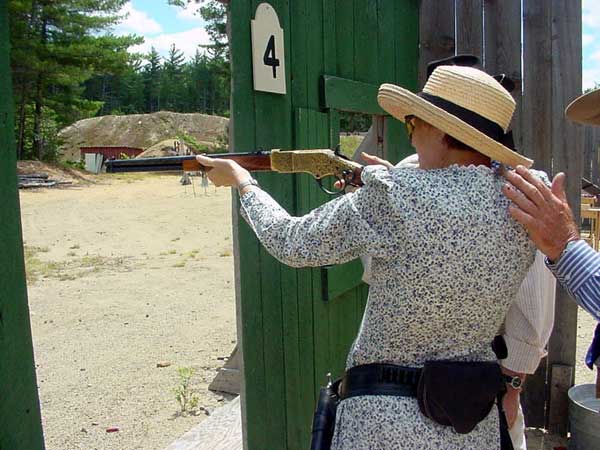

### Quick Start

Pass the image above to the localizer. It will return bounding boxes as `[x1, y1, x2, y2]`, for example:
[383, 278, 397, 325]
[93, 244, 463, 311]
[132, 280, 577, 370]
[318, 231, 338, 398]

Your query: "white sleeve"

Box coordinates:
[501, 251, 556, 374]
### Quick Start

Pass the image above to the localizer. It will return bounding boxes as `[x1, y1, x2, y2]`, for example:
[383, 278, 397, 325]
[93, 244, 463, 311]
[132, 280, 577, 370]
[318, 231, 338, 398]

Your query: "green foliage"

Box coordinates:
[9, 0, 142, 160]
[61, 160, 85, 170]
[177, 133, 205, 152]
[9, 0, 231, 161]
[173, 367, 200, 414]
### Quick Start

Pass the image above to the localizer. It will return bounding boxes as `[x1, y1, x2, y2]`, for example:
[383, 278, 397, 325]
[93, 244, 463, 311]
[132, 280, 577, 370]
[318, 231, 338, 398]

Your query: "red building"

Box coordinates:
[80, 146, 143, 160]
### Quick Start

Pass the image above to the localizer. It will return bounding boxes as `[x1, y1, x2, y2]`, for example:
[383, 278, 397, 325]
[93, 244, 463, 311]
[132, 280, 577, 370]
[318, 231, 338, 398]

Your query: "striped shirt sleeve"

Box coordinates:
[546, 239, 600, 321]
[501, 251, 556, 374]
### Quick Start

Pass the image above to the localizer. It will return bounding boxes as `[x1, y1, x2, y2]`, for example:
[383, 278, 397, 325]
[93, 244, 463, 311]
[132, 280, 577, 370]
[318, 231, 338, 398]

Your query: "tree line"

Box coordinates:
[8, 0, 229, 161]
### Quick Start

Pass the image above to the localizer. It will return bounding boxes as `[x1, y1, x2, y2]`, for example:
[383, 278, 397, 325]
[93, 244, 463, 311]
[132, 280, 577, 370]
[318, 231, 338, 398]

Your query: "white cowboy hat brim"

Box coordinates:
[378, 83, 533, 168]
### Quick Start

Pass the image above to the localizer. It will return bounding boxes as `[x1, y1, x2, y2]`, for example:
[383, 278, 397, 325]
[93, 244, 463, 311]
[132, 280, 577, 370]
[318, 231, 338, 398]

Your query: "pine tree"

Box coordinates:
[8, 0, 141, 160]
[143, 47, 162, 112]
[162, 44, 186, 111]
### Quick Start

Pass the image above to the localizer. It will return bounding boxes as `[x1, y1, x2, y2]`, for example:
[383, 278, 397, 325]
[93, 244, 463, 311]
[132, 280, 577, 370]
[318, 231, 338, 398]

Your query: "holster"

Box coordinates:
[310, 378, 341, 450]
[417, 360, 506, 434]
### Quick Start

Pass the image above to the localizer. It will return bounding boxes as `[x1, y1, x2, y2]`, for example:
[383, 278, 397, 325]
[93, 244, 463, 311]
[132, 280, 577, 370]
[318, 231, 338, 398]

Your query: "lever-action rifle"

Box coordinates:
[104, 149, 363, 194]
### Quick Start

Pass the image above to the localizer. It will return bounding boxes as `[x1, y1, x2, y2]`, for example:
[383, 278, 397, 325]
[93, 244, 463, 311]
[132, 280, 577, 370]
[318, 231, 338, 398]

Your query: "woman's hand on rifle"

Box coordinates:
[196, 155, 254, 193]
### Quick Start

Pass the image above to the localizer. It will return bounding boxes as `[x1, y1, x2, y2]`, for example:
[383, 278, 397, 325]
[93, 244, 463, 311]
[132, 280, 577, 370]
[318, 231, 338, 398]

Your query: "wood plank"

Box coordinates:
[251, 0, 293, 446]
[308, 111, 332, 406]
[354, 0, 379, 84]
[483, 0, 523, 149]
[335, 0, 354, 80]
[228, 1, 259, 447]
[321, 259, 364, 301]
[391, 0, 420, 163]
[377, 0, 396, 85]
[593, 128, 600, 186]
[583, 126, 593, 180]
[521, 357, 548, 428]
[323, 0, 337, 77]
[547, 364, 574, 436]
[322, 75, 386, 115]
[163, 397, 243, 450]
[209, 346, 242, 395]
[306, 0, 324, 110]
[0, 2, 46, 448]
[547, 0, 582, 434]
[418, 0, 456, 88]
[290, 0, 308, 110]
[521, 0, 552, 168]
[395, 0, 419, 89]
[456, 0, 483, 59]
[294, 109, 317, 450]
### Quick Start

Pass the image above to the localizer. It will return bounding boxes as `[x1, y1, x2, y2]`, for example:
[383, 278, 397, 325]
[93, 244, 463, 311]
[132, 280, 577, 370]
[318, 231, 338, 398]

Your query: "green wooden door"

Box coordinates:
[0, 3, 46, 449]
[230, 1, 419, 448]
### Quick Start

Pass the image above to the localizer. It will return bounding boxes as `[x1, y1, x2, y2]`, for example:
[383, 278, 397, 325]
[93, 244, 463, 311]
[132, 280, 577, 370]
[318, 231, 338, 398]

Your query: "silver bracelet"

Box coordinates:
[237, 177, 260, 194]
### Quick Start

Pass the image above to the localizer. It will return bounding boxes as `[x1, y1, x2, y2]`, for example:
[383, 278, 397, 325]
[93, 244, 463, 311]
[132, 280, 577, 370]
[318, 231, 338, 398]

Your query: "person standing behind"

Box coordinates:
[502, 87, 600, 396]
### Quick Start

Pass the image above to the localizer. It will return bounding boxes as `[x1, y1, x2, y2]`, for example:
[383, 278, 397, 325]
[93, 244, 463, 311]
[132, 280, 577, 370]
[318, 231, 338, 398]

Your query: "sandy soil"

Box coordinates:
[20, 174, 237, 450]
[18, 170, 598, 450]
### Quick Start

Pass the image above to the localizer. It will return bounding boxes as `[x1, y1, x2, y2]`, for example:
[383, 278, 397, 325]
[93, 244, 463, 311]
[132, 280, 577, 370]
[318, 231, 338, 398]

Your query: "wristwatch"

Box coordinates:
[503, 374, 523, 390]
[237, 177, 260, 193]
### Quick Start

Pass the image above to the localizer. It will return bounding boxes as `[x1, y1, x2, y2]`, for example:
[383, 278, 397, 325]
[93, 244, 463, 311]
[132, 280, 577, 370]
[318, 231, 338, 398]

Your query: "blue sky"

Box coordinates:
[583, 0, 600, 90]
[112, 1, 210, 60]
[115, 1, 600, 90]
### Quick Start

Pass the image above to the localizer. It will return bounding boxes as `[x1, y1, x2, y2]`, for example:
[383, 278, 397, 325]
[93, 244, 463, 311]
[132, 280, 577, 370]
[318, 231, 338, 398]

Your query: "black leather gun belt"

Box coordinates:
[339, 363, 421, 400]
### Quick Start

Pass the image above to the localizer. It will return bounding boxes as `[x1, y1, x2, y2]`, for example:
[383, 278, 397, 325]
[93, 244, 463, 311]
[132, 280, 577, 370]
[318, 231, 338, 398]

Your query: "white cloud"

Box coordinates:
[114, 3, 162, 35]
[583, 64, 600, 90]
[583, 0, 600, 28]
[130, 27, 211, 60]
[583, 34, 594, 46]
[173, 2, 205, 23]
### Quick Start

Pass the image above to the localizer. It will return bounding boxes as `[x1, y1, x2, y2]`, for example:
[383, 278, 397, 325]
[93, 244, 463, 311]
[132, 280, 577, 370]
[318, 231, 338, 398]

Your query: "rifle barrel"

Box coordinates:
[104, 152, 272, 173]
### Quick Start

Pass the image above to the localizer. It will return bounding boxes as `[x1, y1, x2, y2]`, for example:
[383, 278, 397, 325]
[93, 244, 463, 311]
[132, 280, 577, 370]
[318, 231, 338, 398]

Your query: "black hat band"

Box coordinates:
[418, 92, 516, 150]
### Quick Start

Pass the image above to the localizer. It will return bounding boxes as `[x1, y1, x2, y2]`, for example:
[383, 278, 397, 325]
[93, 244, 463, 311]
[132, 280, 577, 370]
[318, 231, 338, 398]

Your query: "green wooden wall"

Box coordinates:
[231, 1, 419, 448]
[0, 3, 46, 450]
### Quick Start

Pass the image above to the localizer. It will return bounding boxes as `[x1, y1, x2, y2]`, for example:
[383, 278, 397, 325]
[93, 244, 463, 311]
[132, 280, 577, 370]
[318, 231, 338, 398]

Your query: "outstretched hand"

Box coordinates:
[196, 154, 252, 188]
[360, 152, 395, 169]
[502, 166, 580, 261]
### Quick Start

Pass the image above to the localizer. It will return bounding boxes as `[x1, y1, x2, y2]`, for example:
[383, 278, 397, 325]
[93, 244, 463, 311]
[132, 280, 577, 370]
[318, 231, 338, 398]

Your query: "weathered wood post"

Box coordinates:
[0, 3, 46, 449]
[546, 0, 582, 435]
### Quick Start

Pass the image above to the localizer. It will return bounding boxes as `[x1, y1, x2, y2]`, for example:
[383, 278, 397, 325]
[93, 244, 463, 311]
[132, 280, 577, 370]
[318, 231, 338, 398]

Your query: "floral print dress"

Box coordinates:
[240, 164, 537, 450]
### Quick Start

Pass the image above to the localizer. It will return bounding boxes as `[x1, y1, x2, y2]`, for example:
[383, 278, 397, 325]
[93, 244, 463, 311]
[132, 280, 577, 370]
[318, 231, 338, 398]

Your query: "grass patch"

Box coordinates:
[24, 245, 127, 284]
[219, 250, 232, 257]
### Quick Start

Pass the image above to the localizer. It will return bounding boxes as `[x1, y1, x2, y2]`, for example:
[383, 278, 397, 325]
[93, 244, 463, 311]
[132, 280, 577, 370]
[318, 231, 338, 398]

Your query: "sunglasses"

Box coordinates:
[405, 115, 416, 140]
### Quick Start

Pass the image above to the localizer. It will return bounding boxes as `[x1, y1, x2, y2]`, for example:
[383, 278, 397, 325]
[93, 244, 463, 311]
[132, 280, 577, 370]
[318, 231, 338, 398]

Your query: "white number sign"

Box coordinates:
[251, 3, 286, 95]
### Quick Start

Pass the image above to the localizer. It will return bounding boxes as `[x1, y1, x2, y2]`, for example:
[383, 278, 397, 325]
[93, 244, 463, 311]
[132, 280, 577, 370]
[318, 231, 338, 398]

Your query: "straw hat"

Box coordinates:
[565, 88, 600, 125]
[377, 65, 533, 168]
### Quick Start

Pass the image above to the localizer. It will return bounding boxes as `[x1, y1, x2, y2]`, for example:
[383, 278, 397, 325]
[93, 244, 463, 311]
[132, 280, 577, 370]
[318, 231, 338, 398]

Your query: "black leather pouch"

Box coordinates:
[310, 378, 341, 450]
[417, 360, 505, 434]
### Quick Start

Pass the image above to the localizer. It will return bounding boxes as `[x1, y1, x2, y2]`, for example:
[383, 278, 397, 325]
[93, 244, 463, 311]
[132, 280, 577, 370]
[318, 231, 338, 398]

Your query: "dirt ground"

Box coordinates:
[18, 167, 598, 450]
[20, 173, 237, 450]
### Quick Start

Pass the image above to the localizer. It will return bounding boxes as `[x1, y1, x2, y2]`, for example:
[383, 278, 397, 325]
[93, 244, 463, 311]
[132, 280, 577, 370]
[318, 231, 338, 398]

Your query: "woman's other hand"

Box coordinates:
[360, 152, 394, 169]
[196, 154, 252, 188]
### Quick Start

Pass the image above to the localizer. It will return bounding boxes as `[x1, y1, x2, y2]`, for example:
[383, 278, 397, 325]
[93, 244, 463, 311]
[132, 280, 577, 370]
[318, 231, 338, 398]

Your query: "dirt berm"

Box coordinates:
[58, 111, 228, 161]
